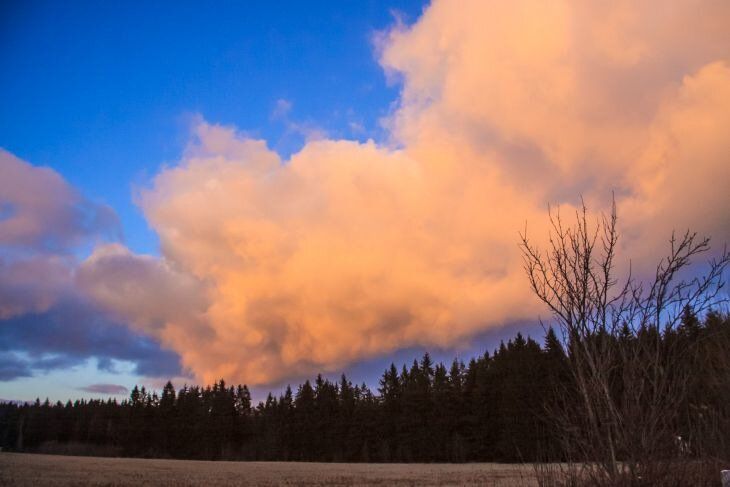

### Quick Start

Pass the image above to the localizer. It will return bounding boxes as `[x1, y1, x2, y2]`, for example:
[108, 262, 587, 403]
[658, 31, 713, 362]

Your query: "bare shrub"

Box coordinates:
[521, 197, 729, 486]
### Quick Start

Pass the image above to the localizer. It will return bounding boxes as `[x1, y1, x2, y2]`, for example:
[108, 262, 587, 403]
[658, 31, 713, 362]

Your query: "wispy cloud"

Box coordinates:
[78, 383, 129, 395]
[270, 98, 293, 121]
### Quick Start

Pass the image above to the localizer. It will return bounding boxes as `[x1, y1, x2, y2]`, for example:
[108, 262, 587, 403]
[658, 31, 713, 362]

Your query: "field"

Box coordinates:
[0, 452, 539, 486]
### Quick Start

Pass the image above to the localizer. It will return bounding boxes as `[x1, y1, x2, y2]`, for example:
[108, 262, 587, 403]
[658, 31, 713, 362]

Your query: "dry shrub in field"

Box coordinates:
[521, 197, 729, 486]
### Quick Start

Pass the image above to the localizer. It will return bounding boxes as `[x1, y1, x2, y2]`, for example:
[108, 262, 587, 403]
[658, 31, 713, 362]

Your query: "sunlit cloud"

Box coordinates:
[82, 0, 729, 387]
[3, 0, 729, 387]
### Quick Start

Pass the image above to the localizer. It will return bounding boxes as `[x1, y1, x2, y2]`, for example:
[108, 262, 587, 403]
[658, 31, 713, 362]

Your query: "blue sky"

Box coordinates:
[1, 1, 426, 256]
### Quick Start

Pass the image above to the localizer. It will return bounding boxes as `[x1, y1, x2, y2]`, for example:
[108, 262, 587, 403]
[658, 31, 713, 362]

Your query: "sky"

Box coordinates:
[1, 0, 729, 403]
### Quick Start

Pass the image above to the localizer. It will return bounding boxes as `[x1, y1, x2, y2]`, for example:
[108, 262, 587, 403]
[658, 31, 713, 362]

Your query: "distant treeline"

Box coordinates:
[0, 310, 727, 463]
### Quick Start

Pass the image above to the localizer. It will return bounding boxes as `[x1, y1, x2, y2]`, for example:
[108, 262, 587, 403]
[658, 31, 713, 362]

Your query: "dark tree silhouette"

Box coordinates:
[1, 311, 726, 469]
[521, 199, 729, 485]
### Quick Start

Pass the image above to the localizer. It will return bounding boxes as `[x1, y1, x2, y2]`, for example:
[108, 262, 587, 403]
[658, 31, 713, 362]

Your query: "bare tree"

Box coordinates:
[521, 197, 729, 486]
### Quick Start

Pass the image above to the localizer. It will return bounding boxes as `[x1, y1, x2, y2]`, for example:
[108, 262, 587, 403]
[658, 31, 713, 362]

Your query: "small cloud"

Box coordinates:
[348, 121, 366, 135]
[271, 98, 293, 121]
[79, 383, 128, 395]
[268, 99, 330, 148]
[288, 121, 328, 141]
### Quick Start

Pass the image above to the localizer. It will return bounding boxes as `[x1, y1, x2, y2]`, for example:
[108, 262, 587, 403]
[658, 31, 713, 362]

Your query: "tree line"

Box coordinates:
[0, 309, 727, 464]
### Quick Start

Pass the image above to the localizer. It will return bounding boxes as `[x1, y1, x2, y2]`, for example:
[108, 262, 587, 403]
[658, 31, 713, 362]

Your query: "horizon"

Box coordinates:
[4, 321, 546, 405]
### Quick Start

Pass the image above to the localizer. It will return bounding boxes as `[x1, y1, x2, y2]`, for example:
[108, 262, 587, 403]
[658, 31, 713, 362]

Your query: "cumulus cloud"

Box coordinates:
[623, 61, 730, 256]
[95, 0, 730, 386]
[77, 243, 207, 332]
[379, 0, 730, 201]
[0, 151, 182, 381]
[133, 124, 535, 384]
[0, 149, 122, 320]
[7, 0, 727, 387]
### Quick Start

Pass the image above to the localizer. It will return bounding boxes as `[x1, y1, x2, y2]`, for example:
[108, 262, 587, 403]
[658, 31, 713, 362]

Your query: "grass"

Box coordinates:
[0, 452, 539, 486]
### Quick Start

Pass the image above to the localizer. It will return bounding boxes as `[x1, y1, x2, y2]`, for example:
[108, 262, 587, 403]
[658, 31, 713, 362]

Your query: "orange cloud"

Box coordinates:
[84, 0, 730, 385]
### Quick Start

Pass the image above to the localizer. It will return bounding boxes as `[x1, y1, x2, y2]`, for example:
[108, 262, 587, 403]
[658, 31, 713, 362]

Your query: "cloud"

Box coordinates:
[0, 148, 122, 320]
[622, 61, 730, 257]
[348, 120, 366, 136]
[0, 151, 183, 382]
[0, 297, 183, 381]
[268, 98, 329, 146]
[0, 352, 33, 381]
[0, 149, 120, 254]
[78, 383, 129, 395]
[4, 1, 729, 387]
[77, 243, 207, 332]
[91, 0, 730, 387]
[0, 255, 72, 319]
[271, 98, 293, 120]
[127, 122, 547, 385]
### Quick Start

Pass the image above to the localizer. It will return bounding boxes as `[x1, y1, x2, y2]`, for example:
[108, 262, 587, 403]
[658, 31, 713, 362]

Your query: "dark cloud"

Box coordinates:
[79, 383, 129, 395]
[0, 352, 33, 381]
[0, 297, 183, 381]
[0, 150, 179, 384]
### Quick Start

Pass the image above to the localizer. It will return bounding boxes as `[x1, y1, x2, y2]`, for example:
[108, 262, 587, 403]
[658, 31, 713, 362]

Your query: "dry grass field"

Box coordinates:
[0, 452, 539, 486]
